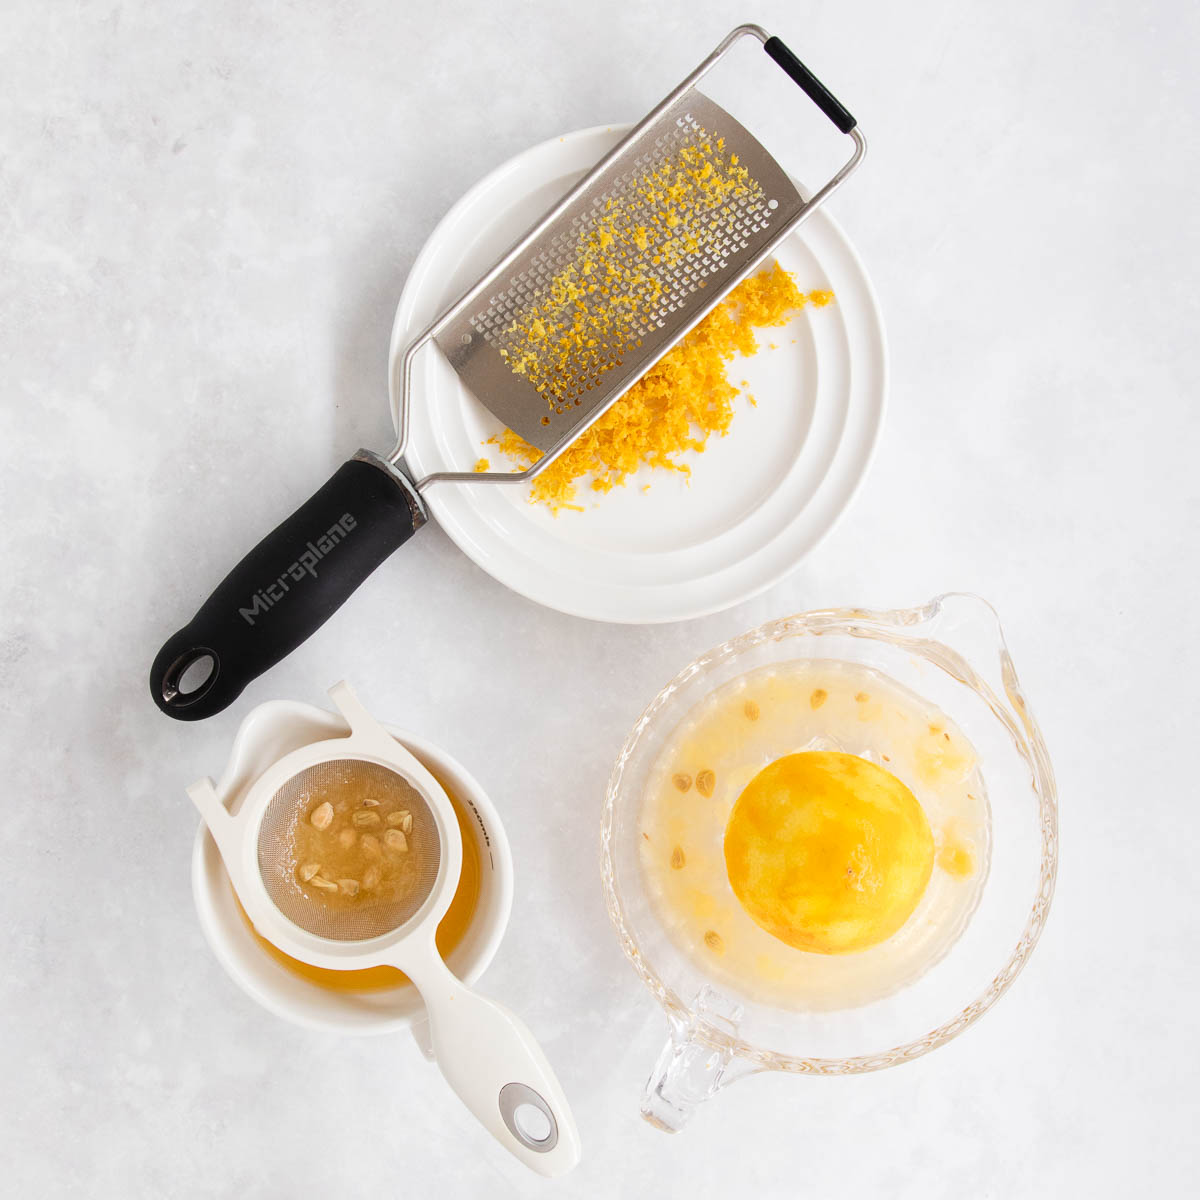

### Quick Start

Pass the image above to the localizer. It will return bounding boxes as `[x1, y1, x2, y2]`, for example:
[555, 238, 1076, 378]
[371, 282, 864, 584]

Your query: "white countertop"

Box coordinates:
[2, 1, 1197, 1195]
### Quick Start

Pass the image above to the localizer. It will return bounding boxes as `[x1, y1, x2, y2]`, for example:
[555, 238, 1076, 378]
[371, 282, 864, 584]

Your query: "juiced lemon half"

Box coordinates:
[724, 751, 934, 954]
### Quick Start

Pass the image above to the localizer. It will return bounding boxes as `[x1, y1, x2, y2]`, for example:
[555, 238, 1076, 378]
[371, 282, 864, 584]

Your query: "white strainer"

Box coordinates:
[187, 681, 580, 1176]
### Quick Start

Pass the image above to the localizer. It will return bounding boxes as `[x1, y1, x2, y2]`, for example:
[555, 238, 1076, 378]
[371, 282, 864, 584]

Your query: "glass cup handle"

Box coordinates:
[640, 989, 762, 1131]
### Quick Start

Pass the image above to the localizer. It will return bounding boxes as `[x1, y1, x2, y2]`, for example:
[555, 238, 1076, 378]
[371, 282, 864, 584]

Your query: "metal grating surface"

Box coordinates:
[435, 91, 804, 456]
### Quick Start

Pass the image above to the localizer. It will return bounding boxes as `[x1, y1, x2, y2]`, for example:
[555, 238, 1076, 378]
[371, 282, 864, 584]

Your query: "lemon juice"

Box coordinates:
[639, 660, 989, 1010]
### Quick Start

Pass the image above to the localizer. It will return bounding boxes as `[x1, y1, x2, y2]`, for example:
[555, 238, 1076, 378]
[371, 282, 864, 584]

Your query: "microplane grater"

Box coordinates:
[151, 24, 865, 721]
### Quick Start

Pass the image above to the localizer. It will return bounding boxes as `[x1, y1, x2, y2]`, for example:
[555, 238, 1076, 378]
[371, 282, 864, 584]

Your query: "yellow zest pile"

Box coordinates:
[486, 263, 833, 511]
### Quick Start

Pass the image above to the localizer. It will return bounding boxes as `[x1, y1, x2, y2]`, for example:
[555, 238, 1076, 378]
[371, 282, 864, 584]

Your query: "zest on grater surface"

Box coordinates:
[435, 92, 804, 457]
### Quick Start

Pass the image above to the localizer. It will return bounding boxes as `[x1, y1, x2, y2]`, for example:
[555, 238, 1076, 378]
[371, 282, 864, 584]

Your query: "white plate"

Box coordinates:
[389, 125, 887, 624]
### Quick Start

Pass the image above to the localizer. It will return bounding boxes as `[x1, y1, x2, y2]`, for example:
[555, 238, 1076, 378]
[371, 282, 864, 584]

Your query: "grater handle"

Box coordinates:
[763, 37, 857, 134]
[149, 454, 427, 721]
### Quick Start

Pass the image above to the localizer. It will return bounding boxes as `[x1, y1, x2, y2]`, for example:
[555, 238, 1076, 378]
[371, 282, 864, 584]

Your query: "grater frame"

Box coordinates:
[388, 23, 866, 491]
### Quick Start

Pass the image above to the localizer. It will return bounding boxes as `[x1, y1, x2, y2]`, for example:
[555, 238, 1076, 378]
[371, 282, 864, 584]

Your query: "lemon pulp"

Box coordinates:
[723, 751, 934, 955]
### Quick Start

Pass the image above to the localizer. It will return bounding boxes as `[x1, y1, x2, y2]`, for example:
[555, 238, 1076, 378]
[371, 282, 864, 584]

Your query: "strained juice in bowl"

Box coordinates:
[238, 771, 483, 993]
[639, 659, 991, 1011]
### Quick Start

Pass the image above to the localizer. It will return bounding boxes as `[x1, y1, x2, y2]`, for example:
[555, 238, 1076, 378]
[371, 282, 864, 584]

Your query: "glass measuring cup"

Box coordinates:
[601, 594, 1057, 1129]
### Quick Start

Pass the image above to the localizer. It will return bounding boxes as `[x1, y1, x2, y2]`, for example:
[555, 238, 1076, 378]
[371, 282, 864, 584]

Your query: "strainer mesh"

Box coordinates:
[256, 758, 441, 941]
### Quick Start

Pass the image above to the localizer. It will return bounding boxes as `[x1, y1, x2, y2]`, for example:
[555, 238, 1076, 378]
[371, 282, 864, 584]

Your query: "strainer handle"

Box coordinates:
[413, 956, 581, 1176]
[149, 453, 427, 721]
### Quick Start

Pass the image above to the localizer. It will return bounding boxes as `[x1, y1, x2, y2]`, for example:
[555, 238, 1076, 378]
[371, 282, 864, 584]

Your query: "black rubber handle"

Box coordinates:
[764, 37, 856, 134]
[150, 456, 424, 721]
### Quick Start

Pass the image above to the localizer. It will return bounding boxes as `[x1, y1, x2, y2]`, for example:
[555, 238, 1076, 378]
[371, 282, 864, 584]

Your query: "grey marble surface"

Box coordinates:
[2, 1, 1198, 1195]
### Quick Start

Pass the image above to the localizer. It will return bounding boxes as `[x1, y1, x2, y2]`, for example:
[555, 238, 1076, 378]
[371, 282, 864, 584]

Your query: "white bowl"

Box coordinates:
[191, 699, 513, 1039]
[389, 123, 887, 623]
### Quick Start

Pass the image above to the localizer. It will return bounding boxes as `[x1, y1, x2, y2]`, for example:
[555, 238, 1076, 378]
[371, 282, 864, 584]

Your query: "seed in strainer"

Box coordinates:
[337, 828, 356, 849]
[338, 878, 360, 897]
[298, 862, 321, 882]
[352, 810, 381, 829]
[360, 833, 381, 858]
[361, 797, 380, 808]
[363, 865, 381, 890]
[387, 810, 413, 833]
[310, 802, 334, 830]
[384, 829, 408, 852]
[309, 875, 337, 891]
